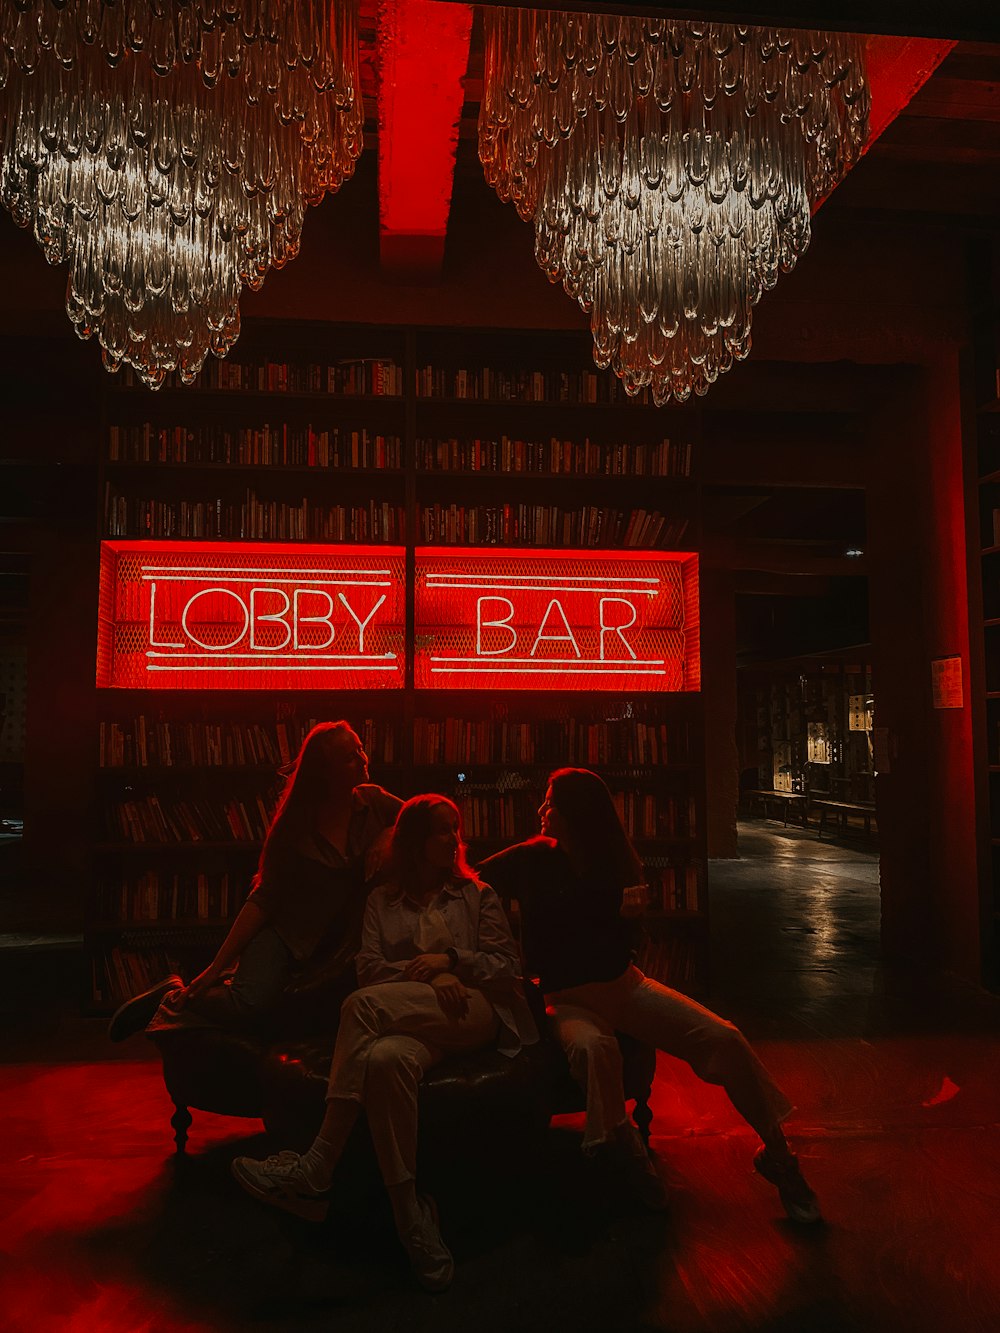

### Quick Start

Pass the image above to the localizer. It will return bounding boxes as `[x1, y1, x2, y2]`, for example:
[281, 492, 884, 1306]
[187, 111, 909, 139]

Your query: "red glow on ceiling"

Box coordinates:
[414, 546, 700, 693]
[863, 36, 957, 151]
[97, 541, 407, 691]
[377, 0, 473, 279]
[813, 34, 956, 211]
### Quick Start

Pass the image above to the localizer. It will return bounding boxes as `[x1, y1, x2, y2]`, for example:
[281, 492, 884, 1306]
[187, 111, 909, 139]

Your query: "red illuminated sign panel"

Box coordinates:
[97, 542, 406, 690]
[414, 547, 699, 692]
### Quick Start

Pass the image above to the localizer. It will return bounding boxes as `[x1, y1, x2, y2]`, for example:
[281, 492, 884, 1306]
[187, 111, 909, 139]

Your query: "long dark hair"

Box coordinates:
[254, 721, 357, 887]
[547, 767, 645, 890]
[388, 794, 477, 899]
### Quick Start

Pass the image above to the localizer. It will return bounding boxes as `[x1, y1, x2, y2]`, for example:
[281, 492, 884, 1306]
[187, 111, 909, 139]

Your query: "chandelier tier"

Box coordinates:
[0, 1, 363, 387]
[480, 11, 870, 404]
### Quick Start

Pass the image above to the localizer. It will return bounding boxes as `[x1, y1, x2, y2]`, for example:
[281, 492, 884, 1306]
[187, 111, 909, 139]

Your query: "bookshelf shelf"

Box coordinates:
[99, 765, 282, 777]
[110, 387, 405, 403]
[413, 469, 693, 487]
[105, 463, 404, 478]
[90, 919, 232, 933]
[95, 841, 262, 853]
[414, 395, 669, 410]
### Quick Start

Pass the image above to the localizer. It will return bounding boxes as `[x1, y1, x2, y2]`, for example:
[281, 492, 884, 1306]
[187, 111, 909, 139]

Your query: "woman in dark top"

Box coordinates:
[108, 721, 402, 1039]
[479, 766, 821, 1225]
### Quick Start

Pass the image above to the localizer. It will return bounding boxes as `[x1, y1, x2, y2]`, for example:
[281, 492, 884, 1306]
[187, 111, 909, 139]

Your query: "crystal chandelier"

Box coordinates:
[0, 1, 363, 387]
[480, 11, 870, 404]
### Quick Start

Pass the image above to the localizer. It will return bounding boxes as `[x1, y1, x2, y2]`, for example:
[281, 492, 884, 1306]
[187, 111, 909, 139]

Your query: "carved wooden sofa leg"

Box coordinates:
[170, 1102, 192, 1153]
[632, 1088, 654, 1146]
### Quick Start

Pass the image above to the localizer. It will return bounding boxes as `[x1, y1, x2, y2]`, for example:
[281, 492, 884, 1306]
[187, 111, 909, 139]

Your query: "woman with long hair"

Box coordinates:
[231, 794, 537, 1291]
[109, 721, 401, 1039]
[479, 767, 820, 1225]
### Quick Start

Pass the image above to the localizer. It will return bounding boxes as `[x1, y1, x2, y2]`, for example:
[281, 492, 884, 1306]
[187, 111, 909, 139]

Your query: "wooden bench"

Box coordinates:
[811, 799, 877, 838]
[744, 789, 810, 828]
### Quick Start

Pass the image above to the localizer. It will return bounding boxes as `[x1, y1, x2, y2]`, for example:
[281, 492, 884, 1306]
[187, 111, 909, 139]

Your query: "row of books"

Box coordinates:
[105, 491, 685, 549]
[105, 794, 274, 844]
[453, 791, 694, 841]
[415, 365, 652, 405]
[94, 871, 243, 923]
[91, 943, 192, 1008]
[120, 359, 405, 396]
[98, 717, 399, 770]
[414, 435, 692, 477]
[611, 792, 697, 839]
[104, 490, 405, 542]
[411, 717, 686, 767]
[101, 794, 693, 848]
[91, 919, 699, 1008]
[416, 503, 689, 549]
[98, 716, 682, 772]
[635, 923, 699, 988]
[107, 424, 404, 470]
[646, 864, 701, 913]
[455, 793, 531, 841]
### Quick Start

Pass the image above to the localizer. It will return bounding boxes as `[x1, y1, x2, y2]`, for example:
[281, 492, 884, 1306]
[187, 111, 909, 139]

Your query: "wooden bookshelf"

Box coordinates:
[89, 321, 707, 1008]
[743, 666, 874, 808]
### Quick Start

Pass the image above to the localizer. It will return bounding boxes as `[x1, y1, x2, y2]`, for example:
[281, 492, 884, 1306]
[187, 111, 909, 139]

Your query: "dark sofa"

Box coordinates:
[152, 972, 656, 1171]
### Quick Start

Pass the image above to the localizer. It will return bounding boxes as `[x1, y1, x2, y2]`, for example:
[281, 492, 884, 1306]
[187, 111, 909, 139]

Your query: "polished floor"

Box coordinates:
[2, 822, 999, 1333]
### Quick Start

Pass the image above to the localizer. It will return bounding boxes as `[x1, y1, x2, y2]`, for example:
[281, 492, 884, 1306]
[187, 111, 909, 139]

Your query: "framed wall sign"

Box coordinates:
[413, 546, 699, 692]
[97, 541, 407, 690]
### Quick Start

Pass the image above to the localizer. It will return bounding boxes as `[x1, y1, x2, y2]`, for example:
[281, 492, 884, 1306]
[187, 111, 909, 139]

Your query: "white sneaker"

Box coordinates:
[400, 1195, 454, 1291]
[231, 1150, 330, 1222]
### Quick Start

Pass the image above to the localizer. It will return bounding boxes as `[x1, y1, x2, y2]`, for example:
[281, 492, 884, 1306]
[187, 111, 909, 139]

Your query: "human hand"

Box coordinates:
[621, 883, 648, 919]
[430, 972, 470, 1020]
[404, 952, 451, 982]
[364, 829, 393, 882]
[178, 965, 222, 1006]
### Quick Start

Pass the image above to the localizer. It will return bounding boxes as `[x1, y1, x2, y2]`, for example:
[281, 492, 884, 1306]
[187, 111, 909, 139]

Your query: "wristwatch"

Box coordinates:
[445, 946, 459, 971]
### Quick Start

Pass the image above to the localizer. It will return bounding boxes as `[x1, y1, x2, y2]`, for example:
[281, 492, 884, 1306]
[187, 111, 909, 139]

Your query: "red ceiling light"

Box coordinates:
[97, 541, 406, 691]
[377, 0, 474, 280]
[414, 547, 700, 693]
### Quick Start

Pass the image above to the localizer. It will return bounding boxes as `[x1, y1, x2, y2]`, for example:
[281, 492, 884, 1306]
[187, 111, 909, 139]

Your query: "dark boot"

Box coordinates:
[610, 1120, 669, 1212]
[754, 1147, 822, 1224]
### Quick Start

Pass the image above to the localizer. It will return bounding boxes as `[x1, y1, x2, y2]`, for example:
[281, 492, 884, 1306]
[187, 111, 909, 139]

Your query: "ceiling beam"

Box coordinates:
[378, 0, 474, 281]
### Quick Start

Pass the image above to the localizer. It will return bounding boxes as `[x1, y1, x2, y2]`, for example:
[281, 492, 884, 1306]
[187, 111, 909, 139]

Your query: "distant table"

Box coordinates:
[811, 799, 877, 838]
[744, 790, 810, 828]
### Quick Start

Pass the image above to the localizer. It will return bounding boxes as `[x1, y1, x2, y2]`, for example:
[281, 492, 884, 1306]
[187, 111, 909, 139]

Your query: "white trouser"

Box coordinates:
[549, 965, 792, 1150]
[326, 981, 499, 1185]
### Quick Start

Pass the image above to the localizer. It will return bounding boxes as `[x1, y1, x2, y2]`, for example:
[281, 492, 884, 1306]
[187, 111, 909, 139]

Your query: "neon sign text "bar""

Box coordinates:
[414, 547, 700, 693]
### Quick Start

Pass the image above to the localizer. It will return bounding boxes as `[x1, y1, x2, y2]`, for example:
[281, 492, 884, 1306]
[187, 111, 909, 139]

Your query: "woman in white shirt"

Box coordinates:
[231, 793, 536, 1291]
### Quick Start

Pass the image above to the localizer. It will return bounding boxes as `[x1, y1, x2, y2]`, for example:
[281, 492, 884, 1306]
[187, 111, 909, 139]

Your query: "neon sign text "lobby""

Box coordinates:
[97, 542, 406, 690]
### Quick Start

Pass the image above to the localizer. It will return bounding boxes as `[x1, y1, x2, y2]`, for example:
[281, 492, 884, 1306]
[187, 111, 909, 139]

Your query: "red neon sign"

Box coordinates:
[97, 542, 406, 690]
[414, 547, 699, 692]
